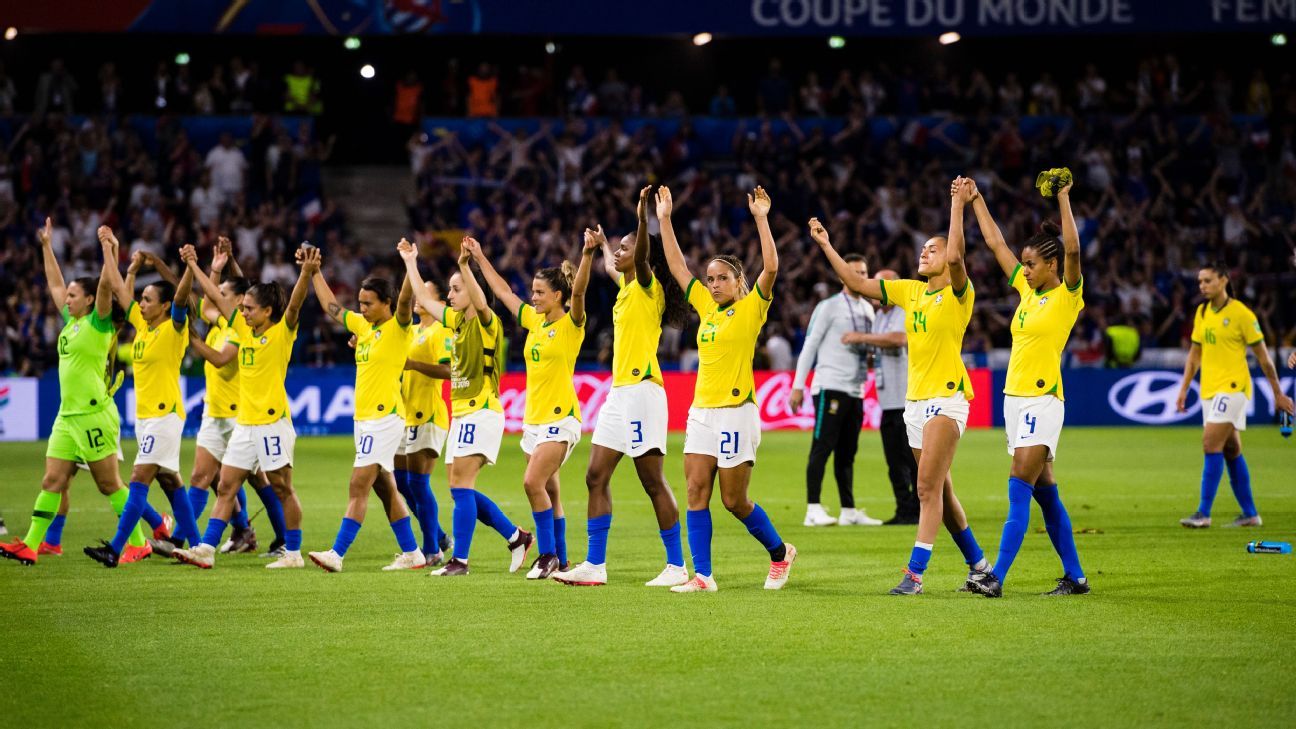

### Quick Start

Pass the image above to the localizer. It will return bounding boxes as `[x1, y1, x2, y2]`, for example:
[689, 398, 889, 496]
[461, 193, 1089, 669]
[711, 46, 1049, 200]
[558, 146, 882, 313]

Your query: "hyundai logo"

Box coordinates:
[1108, 372, 1197, 425]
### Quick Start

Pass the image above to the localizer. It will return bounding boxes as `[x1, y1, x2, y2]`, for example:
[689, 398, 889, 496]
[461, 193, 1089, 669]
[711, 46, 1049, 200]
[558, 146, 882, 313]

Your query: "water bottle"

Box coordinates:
[1281, 411, 1292, 439]
[1247, 541, 1292, 554]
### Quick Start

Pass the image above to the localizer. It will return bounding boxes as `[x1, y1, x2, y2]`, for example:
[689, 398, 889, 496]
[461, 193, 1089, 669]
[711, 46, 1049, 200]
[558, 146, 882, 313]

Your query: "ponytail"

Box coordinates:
[247, 281, 287, 322]
[536, 262, 575, 308]
[711, 255, 750, 299]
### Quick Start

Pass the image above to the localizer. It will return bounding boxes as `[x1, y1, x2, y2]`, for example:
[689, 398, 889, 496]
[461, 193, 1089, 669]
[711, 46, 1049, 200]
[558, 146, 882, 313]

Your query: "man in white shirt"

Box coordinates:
[205, 133, 247, 198]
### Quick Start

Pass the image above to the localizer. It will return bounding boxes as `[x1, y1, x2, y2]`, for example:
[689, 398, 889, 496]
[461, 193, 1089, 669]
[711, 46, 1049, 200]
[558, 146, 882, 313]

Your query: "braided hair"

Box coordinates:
[1022, 221, 1063, 279]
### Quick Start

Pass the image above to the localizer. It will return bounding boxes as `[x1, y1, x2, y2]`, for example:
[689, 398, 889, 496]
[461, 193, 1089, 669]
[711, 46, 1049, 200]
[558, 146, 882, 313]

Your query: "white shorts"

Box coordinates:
[134, 413, 184, 473]
[1203, 392, 1248, 431]
[521, 416, 582, 465]
[354, 415, 404, 472]
[445, 409, 505, 466]
[1004, 395, 1065, 460]
[398, 422, 449, 457]
[683, 402, 761, 468]
[903, 393, 970, 450]
[591, 381, 669, 458]
[195, 415, 237, 461]
[224, 418, 296, 472]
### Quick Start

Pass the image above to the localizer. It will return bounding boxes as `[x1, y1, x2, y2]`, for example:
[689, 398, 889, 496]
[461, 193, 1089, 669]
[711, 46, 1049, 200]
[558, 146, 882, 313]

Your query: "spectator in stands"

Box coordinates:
[467, 63, 499, 118]
[284, 60, 322, 114]
[33, 59, 77, 117]
[205, 132, 248, 198]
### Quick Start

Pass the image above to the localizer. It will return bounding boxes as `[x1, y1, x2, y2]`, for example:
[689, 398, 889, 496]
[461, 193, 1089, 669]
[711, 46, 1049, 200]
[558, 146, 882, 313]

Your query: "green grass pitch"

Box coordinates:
[1, 427, 1293, 727]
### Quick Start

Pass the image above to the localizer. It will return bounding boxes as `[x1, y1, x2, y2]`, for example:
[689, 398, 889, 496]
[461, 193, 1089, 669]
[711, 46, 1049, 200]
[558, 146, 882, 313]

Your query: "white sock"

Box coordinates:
[972, 557, 988, 572]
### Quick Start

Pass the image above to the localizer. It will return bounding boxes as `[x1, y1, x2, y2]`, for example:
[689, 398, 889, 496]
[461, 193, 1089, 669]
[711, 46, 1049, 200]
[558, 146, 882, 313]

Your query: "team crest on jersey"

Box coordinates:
[726, 309, 736, 317]
[259, 336, 267, 344]
[375, 331, 382, 340]
[548, 329, 557, 338]
[72, 324, 80, 333]
[417, 336, 426, 344]
[1222, 318, 1230, 326]
[935, 295, 944, 304]
[1039, 297, 1049, 306]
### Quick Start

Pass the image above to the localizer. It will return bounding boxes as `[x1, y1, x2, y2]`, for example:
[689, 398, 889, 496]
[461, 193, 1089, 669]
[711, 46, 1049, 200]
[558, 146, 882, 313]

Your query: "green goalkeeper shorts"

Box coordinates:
[47, 408, 120, 465]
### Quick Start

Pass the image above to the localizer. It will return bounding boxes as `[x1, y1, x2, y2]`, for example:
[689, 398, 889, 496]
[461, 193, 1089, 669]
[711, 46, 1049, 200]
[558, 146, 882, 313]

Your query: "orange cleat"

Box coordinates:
[0, 539, 37, 566]
[120, 542, 153, 564]
[37, 542, 63, 556]
[152, 513, 175, 541]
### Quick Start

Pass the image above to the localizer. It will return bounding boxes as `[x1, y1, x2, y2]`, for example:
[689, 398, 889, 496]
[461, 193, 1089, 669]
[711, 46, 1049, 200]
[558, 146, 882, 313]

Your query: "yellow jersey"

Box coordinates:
[1004, 266, 1084, 401]
[203, 313, 241, 419]
[127, 302, 188, 420]
[1191, 298, 1263, 399]
[687, 279, 770, 408]
[612, 273, 666, 387]
[443, 307, 504, 417]
[345, 312, 411, 421]
[403, 320, 452, 429]
[230, 310, 297, 425]
[518, 304, 585, 425]
[879, 278, 975, 402]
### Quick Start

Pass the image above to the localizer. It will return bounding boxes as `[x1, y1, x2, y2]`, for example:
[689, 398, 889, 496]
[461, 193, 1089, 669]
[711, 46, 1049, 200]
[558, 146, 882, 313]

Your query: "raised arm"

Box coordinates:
[632, 185, 653, 286]
[655, 185, 694, 291]
[947, 178, 970, 294]
[570, 234, 597, 327]
[395, 272, 413, 327]
[749, 186, 778, 296]
[456, 238, 493, 325]
[96, 226, 131, 312]
[396, 238, 447, 323]
[463, 237, 520, 319]
[808, 218, 883, 301]
[37, 217, 67, 310]
[592, 225, 619, 280]
[181, 245, 235, 322]
[171, 264, 194, 332]
[966, 180, 1019, 279]
[303, 248, 345, 324]
[1057, 182, 1082, 289]
[283, 244, 314, 331]
[203, 237, 231, 324]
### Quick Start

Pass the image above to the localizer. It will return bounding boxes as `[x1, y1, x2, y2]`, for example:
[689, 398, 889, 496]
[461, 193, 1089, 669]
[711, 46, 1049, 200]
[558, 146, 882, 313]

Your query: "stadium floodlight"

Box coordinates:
[544, 41, 557, 54]
[175, 52, 191, 65]
[692, 32, 713, 46]
[360, 64, 376, 79]
[939, 32, 961, 45]
[1273, 33, 1288, 47]
[344, 36, 361, 50]
[828, 36, 846, 49]
[4, 27, 16, 41]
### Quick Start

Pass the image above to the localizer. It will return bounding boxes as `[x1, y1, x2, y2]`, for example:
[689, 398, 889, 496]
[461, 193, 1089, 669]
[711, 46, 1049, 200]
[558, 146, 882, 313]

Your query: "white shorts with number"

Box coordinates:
[1004, 395, 1065, 460]
[521, 416, 582, 464]
[445, 409, 505, 466]
[683, 402, 761, 468]
[195, 415, 237, 461]
[592, 381, 669, 458]
[134, 413, 184, 473]
[903, 393, 970, 450]
[1203, 392, 1248, 431]
[354, 415, 404, 472]
[398, 422, 449, 457]
[224, 418, 296, 472]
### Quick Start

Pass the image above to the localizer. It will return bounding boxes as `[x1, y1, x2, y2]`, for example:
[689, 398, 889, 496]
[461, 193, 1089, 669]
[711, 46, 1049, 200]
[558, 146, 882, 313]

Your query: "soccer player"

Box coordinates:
[395, 279, 454, 566]
[82, 231, 202, 567]
[173, 243, 313, 569]
[553, 187, 689, 588]
[964, 177, 1090, 597]
[1175, 263, 1294, 528]
[301, 246, 426, 572]
[400, 238, 533, 577]
[809, 178, 991, 596]
[465, 232, 592, 580]
[1, 220, 153, 565]
[657, 185, 796, 593]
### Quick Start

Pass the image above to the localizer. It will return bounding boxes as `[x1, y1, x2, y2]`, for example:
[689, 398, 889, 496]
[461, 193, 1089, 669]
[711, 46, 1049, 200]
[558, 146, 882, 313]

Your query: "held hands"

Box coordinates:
[808, 217, 831, 248]
[212, 236, 232, 271]
[748, 186, 771, 218]
[396, 237, 418, 263]
[1058, 181, 1073, 198]
[655, 185, 673, 220]
[582, 228, 601, 254]
[460, 236, 483, 263]
[127, 251, 147, 274]
[950, 176, 978, 205]
[96, 225, 119, 254]
[179, 244, 198, 267]
[299, 246, 322, 276]
[1288, 351, 1296, 369]
[585, 224, 607, 248]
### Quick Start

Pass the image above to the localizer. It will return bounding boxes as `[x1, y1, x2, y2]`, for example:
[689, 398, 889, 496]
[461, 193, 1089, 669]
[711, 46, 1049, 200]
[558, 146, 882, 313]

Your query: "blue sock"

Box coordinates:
[110, 482, 151, 554]
[1034, 484, 1085, 581]
[46, 514, 67, 547]
[1225, 454, 1257, 518]
[393, 469, 417, 520]
[473, 490, 517, 539]
[951, 526, 986, 568]
[332, 517, 361, 557]
[285, 528, 302, 552]
[685, 509, 713, 577]
[992, 477, 1035, 582]
[450, 488, 478, 561]
[1197, 452, 1225, 516]
[586, 513, 612, 565]
[660, 521, 684, 567]
[189, 487, 210, 521]
[168, 486, 202, 547]
[908, 542, 933, 574]
[140, 500, 164, 531]
[739, 503, 785, 558]
[410, 473, 441, 553]
[232, 487, 250, 530]
[533, 508, 555, 556]
[390, 516, 418, 553]
[254, 486, 287, 542]
[201, 518, 229, 549]
[554, 517, 568, 564]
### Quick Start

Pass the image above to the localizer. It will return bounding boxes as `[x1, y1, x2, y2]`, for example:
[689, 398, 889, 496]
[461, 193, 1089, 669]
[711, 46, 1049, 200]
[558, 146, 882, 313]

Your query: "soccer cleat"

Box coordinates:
[1179, 511, 1211, 528]
[960, 562, 994, 592]
[1044, 576, 1091, 596]
[259, 539, 287, 559]
[153, 513, 175, 541]
[889, 569, 923, 595]
[803, 503, 837, 527]
[148, 536, 181, 559]
[382, 551, 428, 571]
[38, 542, 63, 556]
[670, 573, 718, 593]
[644, 564, 689, 588]
[120, 542, 153, 564]
[439, 532, 454, 554]
[1223, 514, 1262, 528]
[553, 560, 608, 586]
[83, 541, 120, 568]
[220, 527, 259, 554]
[838, 508, 883, 526]
[175, 543, 216, 569]
[308, 549, 344, 573]
[969, 572, 1003, 598]
[883, 513, 920, 525]
[430, 558, 469, 576]
[525, 554, 560, 580]
[266, 551, 305, 569]
[0, 514, 7, 536]
[424, 550, 447, 569]
[507, 529, 534, 573]
[764, 543, 798, 590]
[1, 539, 38, 565]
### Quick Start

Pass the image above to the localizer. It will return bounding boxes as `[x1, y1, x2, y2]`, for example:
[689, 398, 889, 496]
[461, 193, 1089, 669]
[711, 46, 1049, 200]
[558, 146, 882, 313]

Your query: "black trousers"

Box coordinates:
[880, 408, 920, 518]
[806, 390, 862, 508]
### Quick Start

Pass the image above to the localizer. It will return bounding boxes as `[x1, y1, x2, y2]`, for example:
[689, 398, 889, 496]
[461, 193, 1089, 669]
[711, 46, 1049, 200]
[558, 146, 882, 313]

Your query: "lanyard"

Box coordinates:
[841, 291, 863, 332]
